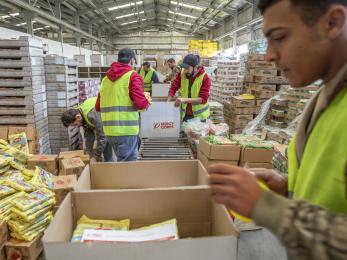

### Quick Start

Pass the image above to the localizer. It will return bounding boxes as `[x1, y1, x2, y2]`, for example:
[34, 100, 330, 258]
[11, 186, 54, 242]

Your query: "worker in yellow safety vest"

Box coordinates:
[138, 62, 160, 95]
[61, 97, 113, 162]
[167, 54, 211, 122]
[96, 48, 150, 161]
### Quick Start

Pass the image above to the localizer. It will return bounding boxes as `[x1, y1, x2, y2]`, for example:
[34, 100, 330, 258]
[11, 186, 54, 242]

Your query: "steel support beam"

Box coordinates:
[2, 0, 114, 48]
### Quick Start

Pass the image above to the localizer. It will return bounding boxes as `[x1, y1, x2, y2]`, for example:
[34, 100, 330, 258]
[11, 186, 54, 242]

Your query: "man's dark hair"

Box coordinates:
[167, 58, 176, 63]
[258, 0, 347, 25]
[143, 61, 151, 67]
[118, 48, 136, 64]
[61, 109, 80, 127]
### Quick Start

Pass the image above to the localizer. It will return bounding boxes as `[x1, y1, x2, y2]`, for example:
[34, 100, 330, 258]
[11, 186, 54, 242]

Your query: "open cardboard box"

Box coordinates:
[199, 137, 241, 161]
[198, 151, 238, 169]
[76, 160, 208, 190]
[43, 187, 239, 260]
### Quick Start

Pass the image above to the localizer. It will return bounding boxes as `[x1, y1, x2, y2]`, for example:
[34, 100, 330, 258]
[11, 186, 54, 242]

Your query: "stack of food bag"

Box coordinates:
[0, 138, 56, 241]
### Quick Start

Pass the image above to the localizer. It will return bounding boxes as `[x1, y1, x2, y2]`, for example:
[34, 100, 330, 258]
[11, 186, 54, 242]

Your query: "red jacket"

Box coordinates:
[95, 62, 149, 111]
[168, 66, 211, 116]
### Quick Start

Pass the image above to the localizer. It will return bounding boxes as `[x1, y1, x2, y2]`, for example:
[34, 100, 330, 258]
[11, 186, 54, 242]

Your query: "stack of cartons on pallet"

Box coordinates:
[213, 61, 243, 104]
[0, 36, 50, 154]
[224, 95, 256, 134]
[243, 54, 288, 113]
[209, 101, 224, 124]
[44, 55, 80, 154]
[78, 78, 100, 103]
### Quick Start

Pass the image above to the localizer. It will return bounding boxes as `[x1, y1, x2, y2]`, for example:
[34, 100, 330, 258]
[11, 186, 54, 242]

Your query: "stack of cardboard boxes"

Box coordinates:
[0, 36, 50, 154]
[44, 55, 80, 154]
[78, 78, 100, 103]
[212, 61, 243, 104]
[198, 135, 274, 170]
[188, 40, 219, 58]
[224, 95, 256, 134]
[209, 101, 225, 124]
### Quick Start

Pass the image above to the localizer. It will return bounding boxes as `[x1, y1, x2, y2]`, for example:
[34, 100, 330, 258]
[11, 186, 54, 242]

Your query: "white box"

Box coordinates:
[74, 55, 87, 66]
[140, 102, 180, 138]
[91, 54, 104, 66]
[152, 83, 170, 98]
[106, 54, 118, 66]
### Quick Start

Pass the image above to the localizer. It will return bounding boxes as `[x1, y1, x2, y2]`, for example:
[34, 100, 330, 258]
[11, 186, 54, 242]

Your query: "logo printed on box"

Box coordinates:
[153, 122, 174, 129]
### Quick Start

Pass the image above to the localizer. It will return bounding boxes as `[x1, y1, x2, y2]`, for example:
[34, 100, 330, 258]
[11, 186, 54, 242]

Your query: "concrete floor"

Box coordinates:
[238, 228, 288, 260]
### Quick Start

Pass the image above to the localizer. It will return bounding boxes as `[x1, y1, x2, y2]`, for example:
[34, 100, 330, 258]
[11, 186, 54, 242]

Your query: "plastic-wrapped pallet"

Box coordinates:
[44, 55, 79, 154]
[0, 36, 50, 154]
[78, 78, 100, 103]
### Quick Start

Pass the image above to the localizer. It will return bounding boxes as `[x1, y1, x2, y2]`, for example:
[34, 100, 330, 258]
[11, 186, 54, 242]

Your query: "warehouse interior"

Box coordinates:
[0, 0, 346, 259]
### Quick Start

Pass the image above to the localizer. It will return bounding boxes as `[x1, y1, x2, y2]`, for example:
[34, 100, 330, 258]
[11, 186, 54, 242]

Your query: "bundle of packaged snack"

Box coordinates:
[72, 215, 179, 243]
[207, 135, 236, 145]
[0, 139, 56, 241]
[230, 134, 274, 150]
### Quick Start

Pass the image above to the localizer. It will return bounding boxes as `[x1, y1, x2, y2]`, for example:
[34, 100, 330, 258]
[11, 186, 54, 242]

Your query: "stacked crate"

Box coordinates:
[209, 101, 224, 124]
[0, 36, 50, 153]
[44, 55, 80, 154]
[212, 60, 243, 104]
[78, 78, 100, 103]
[224, 95, 256, 134]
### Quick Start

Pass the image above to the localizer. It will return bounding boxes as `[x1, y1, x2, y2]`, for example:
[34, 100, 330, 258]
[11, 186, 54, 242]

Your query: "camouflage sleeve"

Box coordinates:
[252, 191, 347, 260]
[87, 109, 106, 158]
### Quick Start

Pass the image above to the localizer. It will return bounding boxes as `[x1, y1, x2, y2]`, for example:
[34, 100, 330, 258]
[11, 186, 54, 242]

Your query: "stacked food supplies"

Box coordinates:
[0, 138, 55, 242]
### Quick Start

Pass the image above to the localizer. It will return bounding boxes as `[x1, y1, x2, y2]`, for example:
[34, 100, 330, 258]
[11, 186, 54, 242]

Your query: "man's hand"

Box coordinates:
[167, 96, 173, 102]
[208, 164, 263, 218]
[249, 168, 288, 196]
[174, 97, 182, 107]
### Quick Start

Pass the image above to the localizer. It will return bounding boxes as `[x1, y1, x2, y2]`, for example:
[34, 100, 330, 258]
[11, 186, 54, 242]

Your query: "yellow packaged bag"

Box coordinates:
[30, 167, 55, 190]
[6, 179, 35, 192]
[0, 192, 25, 209]
[71, 215, 130, 242]
[0, 184, 16, 198]
[9, 160, 25, 171]
[21, 168, 35, 179]
[12, 189, 53, 211]
[10, 225, 47, 241]
[5, 146, 29, 163]
[11, 198, 55, 220]
[0, 156, 13, 168]
[8, 211, 52, 234]
[11, 205, 52, 222]
[8, 133, 29, 155]
[0, 165, 10, 174]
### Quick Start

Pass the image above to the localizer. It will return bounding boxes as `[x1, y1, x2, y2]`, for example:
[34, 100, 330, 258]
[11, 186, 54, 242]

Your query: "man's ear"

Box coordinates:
[322, 5, 346, 40]
[75, 114, 82, 121]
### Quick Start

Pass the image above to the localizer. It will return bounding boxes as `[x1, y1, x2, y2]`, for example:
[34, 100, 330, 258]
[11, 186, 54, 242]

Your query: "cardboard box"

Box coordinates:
[140, 102, 180, 138]
[5, 235, 43, 260]
[198, 137, 241, 161]
[0, 128, 7, 140]
[91, 54, 104, 66]
[231, 96, 255, 108]
[27, 154, 58, 174]
[240, 162, 273, 169]
[60, 158, 85, 177]
[76, 160, 208, 190]
[0, 221, 8, 248]
[54, 175, 77, 205]
[59, 150, 88, 170]
[241, 148, 274, 163]
[74, 55, 87, 66]
[231, 114, 254, 122]
[8, 127, 36, 141]
[43, 188, 239, 260]
[198, 151, 238, 169]
[152, 83, 170, 98]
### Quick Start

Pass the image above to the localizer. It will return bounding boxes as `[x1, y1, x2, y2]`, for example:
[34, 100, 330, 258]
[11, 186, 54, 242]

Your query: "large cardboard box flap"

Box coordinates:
[199, 137, 241, 161]
[43, 188, 238, 260]
[76, 160, 208, 190]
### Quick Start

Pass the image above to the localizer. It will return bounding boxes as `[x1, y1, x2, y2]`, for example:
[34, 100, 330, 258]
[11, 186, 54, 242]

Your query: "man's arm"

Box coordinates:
[95, 93, 100, 112]
[88, 109, 106, 160]
[168, 72, 181, 99]
[253, 191, 347, 260]
[129, 73, 150, 110]
[83, 126, 95, 158]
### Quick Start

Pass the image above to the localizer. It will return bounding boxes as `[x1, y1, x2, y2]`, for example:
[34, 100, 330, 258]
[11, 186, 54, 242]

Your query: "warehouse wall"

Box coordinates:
[0, 27, 99, 60]
[112, 31, 201, 54]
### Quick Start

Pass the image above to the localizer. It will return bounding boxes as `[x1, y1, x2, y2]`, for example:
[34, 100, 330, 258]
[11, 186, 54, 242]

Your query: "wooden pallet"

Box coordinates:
[0, 85, 46, 97]
[47, 97, 78, 108]
[0, 93, 46, 107]
[0, 110, 47, 124]
[45, 74, 78, 83]
[0, 56, 44, 68]
[0, 67, 45, 78]
[45, 65, 78, 75]
[46, 90, 78, 100]
[0, 76, 45, 86]
[0, 47, 44, 58]
[44, 55, 77, 66]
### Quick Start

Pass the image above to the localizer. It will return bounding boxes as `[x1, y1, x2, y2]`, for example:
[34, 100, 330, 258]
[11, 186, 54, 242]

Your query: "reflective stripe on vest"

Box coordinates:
[180, 69, 210, 120]
[140, 68, 154, 91]
[78, 97, 97, 128]
[99, 71, 139, 136]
